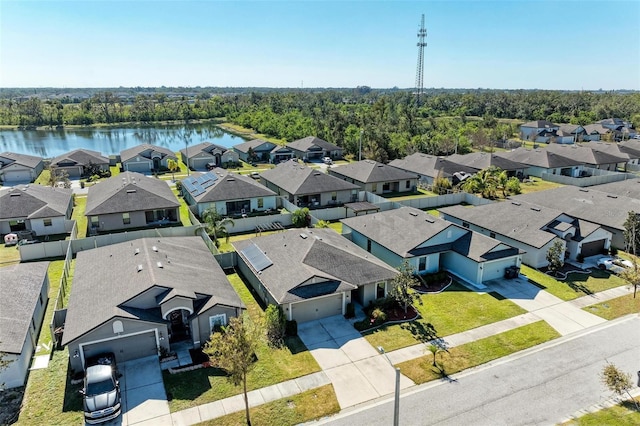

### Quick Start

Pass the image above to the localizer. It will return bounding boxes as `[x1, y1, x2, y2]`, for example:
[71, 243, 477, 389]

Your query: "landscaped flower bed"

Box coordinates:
[415, 271, 452, 294]
[354, 298, 420, 332]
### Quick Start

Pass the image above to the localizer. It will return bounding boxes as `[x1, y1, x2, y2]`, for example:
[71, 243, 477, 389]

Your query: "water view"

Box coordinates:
[0, 122, 245, 159]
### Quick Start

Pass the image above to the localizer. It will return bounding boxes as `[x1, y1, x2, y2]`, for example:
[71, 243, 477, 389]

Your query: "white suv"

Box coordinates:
[323, 157, 333, 165]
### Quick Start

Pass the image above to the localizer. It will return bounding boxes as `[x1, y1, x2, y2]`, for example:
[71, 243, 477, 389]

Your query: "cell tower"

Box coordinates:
[415, 14, 427, 106]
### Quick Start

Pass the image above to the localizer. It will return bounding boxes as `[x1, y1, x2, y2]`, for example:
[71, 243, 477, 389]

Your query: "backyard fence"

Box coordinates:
[541, 167, 635, 187]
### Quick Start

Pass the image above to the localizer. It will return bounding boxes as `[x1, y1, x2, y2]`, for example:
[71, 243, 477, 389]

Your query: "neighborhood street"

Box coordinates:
[315, 315, 640, 426]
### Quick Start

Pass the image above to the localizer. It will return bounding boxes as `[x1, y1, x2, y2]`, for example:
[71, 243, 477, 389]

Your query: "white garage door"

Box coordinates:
[124, 161, 150, 172]
[192, 158, 212, 170]
[482, 258, 518, 282]
[82, 331, 158, 366]
[291, 294, 343, 323]
[3, 170, 31, 183]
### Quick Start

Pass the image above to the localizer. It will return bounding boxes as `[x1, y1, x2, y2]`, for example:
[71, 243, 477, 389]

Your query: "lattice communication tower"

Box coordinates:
[415, 14, 427, 106]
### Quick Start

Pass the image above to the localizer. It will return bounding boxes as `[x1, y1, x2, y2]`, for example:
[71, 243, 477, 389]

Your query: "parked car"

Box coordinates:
[596, 257, 633, 274]
[81, 353, 121, 424]
[323, 157, 333, 165]
[249, 171, 260, 179]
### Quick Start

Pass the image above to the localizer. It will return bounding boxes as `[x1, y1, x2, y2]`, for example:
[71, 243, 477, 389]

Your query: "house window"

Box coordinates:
[418, 257, 427, 272]
[331, 192, 337, 201]
[43, 218, 52, 227]
[367, 239, 372, 253]
[490, 232, 496, 239]
[462, 222, 469, 228]
[372, 183, 377, 193]
[91, 216, 99, 227]
[209, 314, 227, 332]
[376, 282, 385, 299]
[122, 213, 131, 225]
[112, 321, 124, 334]
[406, 180, 410, 189]
[257, 198, 264, 209]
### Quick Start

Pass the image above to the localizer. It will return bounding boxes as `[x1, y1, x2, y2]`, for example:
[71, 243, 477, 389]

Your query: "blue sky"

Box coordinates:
[1, 1, 638, 90]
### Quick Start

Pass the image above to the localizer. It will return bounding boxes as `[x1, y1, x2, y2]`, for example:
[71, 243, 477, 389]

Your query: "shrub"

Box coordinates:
[264, 304, 286, 347]
[285, 320, 297, 337]
[175, 181, 183, 194]
[371, 308, 387, 326]
[576, 253, 584, 263]
[609, 246, 618, 256]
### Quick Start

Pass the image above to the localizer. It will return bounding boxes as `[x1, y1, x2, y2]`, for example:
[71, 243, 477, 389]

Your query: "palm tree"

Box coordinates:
[426, 343, 444, 367]
[167, 158, 179, 182]
[202, 208, 235, 247]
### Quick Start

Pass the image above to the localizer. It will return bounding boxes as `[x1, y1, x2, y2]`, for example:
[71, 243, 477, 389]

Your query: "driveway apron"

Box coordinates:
[298, 315, 414, 409]
[119, 355, 171, 425]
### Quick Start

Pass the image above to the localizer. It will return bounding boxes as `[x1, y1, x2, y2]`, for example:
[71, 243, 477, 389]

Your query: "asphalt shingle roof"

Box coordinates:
[446, 152, 524, 172]
[0, 152, 43, 169]
[232, 228, 398, 304]
[260, 160, 359, 195]
[50, 149, 109, 167]
[62, 236, 244, 345]
[520, 120, 558, 129]
[120, 144, 177, 163]
[179, 142, 231, 160]
[388, 153, 477, 179]
[545, 144, 628, 165]
[233, 139, 276, 153]
[0, 262, 49, 354]
[329, 160, 417, 184]
[85, 171, 180, 216]
[589, 178, 640, 200]
[499, 148, 580, 168]
[182, 169, 276, 203]
[0, 185, 72, 220]
[287, 136, 341, 152]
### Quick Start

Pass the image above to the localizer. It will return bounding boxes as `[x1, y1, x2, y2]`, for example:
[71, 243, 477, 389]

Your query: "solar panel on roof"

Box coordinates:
[241, 243, 273, 272]
[183, 172, 218, 197]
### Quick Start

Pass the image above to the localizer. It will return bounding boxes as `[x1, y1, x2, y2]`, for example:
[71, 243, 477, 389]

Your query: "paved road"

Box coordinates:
[316, 315, 640, 426]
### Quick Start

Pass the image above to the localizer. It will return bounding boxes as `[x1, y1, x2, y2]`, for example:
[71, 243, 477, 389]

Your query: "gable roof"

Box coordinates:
[85, 171, 179, 216]
[62, 236, 244, 345]
[181, 169, 276, 203]
[498, 147, 580, 168]
[581, 141, 632, 160]
[287, 136, 341, 152]
[619, 139, 640, 158]
[179, 141, 231, 160]
[440, 202, 562, 248]
[0, 262, 49, 354]
[583, 124, 610, 135]
[388, 153, 478, 179]
[260, 160, 359, 195]
[233, 228, 398, 304]
[512, 186, 640, 231]
[50, 149, 109, 167]
[0, 152, 43, 169]
[544, 143, 628, 165]
[558, 124, 584, 135]
[120, 143, 177, 163]
[521, 120, 558, 129]
[0, 185, 73, 220]
[329, 160, 417, 183]
[446, 152, 524, 172]
[233, 139, 276, 154]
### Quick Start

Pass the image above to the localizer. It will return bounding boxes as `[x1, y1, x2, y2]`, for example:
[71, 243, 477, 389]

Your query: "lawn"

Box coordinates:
[217, 229, 285, 253]
[327, 221, 342, 234]
[386, 189, 435, 201]
[199, 385, 340, 426]
[109, 165, 121, 176]
[397, 321, 559, 384]
[71, 195, 87, 239]
[33, 169, 50, 186]
[0, 243, 21, 266]
[583, 294, 640, 320]
[562, 399, 640, 425]
[171, 188, 193, 226]
[518, 177, 564, 195]
[520, 265, 628, 301]
[16, 349, 83, 425]
[363, 282, 527, 352]
[163, 271, 320, 412]
[218, 122, 286, 145]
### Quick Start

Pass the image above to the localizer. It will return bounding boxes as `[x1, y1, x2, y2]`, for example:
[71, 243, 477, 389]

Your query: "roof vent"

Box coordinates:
[10, 192, 20, 196]
[127, 189, 136, 193]
[157, 261, 163, 268]
[134, 248, 140, 255]
[606, 194, 617, 199]
[409, 211, 418, 217]
[314, 235, 322, 241]
[530, 207, 541, 212]
[425, 217, 435, 223]
[511, 201, 521, 206]
[313, 172, 321, 176]
[300, 233, 308, 239]
[137, 264, 143, 272]
[579, 188, 589, 192]
[152, 246, 158, 252]
[226, 178, 235, 181]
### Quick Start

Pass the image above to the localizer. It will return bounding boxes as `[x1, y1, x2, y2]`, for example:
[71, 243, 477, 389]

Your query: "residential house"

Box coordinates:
[598, 118, 635, 138]
[181, 169, 277, 217]
[583, 124, 610, 141]
[440, 201, 612, 268]
[233, 228, 398, 322]
[0, 262, 49, 389]
[582, 141, 639, 168]
[63, 236, 245, 372]
[341, 207, 523, 287]
[0, 152, 44, 184]
[0, 185, 73, 237]
[519, 120, 559, 142]
[618, 139, 640, 165]
[498, 147, 585, 178]
[85, 171, 180, 233]
[260, 160, 359, 208]
[286, 136, 343, 161]
[388, 153, 477, 185]
[233, 139, 295, 164]
[120, 143, 178, 173]
[446, 152, 526, 177]
[328, 160, 418, 194]
[512, 186, 640, 249]
[556, 124, 586, 144]
[50, 149, 110, 178]
[180, 142, 239, 170]
[544, 143, 628, 171]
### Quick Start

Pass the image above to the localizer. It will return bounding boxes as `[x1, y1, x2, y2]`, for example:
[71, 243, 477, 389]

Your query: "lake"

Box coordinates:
[0, 122, 246, 159]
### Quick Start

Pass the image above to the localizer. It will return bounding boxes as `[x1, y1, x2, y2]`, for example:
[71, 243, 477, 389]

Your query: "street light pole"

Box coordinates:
[358, 129, 364, 161]
[378, 346, 400, 426]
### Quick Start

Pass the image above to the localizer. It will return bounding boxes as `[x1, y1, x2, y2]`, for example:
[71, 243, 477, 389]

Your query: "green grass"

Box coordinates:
[327, 221, 342, 234]
[0, 243, 21, 266]
[386, 190, 435, 201]
[520, 265, 628, 301]
[363, 282, 527, 352]
[398, 321, 560, 384]
[218, 122, 286, 145]
[199, 384, 340, 426]
[71, 195, 87, 239]
[34, 170, 50, 186]
[109, 165, 121, 177]
[518, 177, 564, 195]
[16, 348, 83, 425]
[562, 399, 640, 425]
[163, 271, 320, 412]
[583, 294, 640, 320]
[171, 188, 193, 226]
[217, 230, 283, 253]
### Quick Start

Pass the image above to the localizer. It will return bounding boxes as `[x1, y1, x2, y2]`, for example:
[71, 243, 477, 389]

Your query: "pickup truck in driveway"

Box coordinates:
[81, 353, 122, 424]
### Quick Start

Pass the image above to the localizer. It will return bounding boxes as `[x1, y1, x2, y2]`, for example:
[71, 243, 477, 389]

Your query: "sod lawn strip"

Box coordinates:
[582, 294, 640, 320]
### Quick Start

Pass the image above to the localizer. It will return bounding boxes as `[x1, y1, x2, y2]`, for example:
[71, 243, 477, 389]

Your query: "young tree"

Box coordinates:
[264, 304, 286, 348]
[167, 158, 179, 181]
[546, 240, 565, 276]
[600, 363, 640, 411]
[620, 259, 640, 299]
[623, 211, 640, 256]
[505, 177, 522, 195]
[204, 316, 260, 425]
[292, 207, 311, 228]
[426, 343, 444, 367]
[389, 260, 421, 314]
[202, 208, 235, 247]
[314, 220, 330, 228]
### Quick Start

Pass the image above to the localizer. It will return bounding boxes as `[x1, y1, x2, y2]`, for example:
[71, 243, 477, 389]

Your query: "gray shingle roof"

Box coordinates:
[388, 153, 477, 179]
[0, 152, 43, 169]
[520, 120, 558, 129]
[62, 236, 244, 345]
[0, 185, 72, 220]
[446, 152, 524, 172]
[0, 262, 49, 354]
[260, 160, 359, 195]
[619, 140, 640, 158]
[287, 136, 341, 152]
[439, 202, 561, 248]
[499, 147, 580, 168]
[329, 160, 417, 184]
[512, 186, 640, 231]
[120, 144, 177, 163]
[232, 228, 398, 304]
[50, 149, 109, 167]
[545, 144, 628, 165]
[85, 171, 179, 216]
[589, 178, 640, 200]
[233, 139, 276, 154]
[179, 141, 231, 160]
[182, 169, 276, 203]
[583, 124, 610, 135]
[558, 124, 583, 134]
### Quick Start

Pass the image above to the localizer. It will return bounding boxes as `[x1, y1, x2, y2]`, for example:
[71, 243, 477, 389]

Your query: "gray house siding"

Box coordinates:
[89, 208, 179, 233]
[192, 305, 243, 347]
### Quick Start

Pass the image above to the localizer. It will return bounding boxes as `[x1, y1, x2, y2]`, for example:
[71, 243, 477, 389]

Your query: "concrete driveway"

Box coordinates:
[298, 316, 414, 409]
